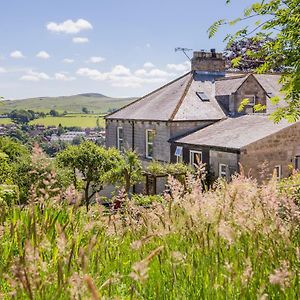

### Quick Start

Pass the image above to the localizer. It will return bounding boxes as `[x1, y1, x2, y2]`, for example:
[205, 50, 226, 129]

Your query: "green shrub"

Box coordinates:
[0, 184, 19, 206]
[132, 194, 163, 206]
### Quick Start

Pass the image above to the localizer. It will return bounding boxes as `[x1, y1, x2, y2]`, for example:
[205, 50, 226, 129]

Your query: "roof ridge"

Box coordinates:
[169, 72, 194, 121]
[105, 71, 192, 119]
[215, 74, 247, 81]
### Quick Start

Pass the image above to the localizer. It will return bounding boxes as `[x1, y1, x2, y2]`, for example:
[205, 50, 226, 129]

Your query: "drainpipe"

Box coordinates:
[131, 120, 135, 151]
[131, 120, 136, 194]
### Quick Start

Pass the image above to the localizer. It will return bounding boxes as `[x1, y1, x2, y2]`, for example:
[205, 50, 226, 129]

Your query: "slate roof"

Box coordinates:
[106, 70, 286, 121]
[215, 75, 248, 95]
[106, 71, 226, 121]
[175, 115, 298, 150]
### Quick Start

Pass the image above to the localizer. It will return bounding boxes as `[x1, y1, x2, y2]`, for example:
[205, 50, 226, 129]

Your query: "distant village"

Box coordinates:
[0, 121, 106, 148]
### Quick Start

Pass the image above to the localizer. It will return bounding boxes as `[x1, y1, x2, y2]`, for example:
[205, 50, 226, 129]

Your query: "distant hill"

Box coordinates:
[0, 93, 136, 114]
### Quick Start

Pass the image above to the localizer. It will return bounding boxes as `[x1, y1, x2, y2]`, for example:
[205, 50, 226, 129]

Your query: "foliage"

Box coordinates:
[132, 194, 163, 206]
[0, 185, 19, 206]
[82, 107, 89, 114]
[0, 174, 299, 298]
[49, 109, 60, 117]
[209, 0, 300, 121]
[146, 161, 192, 176]
[0, 137, 30, 163]
[278, 170, 300, 204]
[113, 150, 143, 194]
[56, 142, 123, 210]
[8, 109, 34, 124]
[224, 37, 284, 72]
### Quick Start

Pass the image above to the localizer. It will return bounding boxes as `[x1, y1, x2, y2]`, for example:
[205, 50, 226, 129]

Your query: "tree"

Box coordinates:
[115, 150, 142, 195]
[56, 141, 122, 210]
[8, 109, 35, 124]
[209, 0, 300, 121]
[82, 107, 89, 114]
[223, 37, 284, 72]
[49, 109, 59, 117]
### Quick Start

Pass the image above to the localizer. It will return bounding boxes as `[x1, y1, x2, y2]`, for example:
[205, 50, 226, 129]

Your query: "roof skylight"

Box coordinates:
[196, 92, 210, 101]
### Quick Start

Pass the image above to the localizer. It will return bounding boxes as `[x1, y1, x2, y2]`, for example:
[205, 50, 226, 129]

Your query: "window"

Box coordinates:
[175, 146, 183, 163]
[117, 127, 124, 152]
[295, 156, 299, 170]
[274, 165, 281, 179]
[219, 164, 227, 178]
[190, 150, 202, 167]
[245, 95, 256, 106]
[146, 129, 155, 159]
[196, 92, 210, 102]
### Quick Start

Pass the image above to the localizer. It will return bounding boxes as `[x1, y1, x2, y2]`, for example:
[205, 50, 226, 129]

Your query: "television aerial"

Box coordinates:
[175, 47, 193, 60]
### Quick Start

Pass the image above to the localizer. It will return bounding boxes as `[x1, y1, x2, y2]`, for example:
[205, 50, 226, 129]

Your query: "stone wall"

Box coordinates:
[106, 119, 171, 161]
[106, 119, 214, 163]
[240, 122, 300, 180]
[191, 51, 225, 73]
[209, 150, 239, 179]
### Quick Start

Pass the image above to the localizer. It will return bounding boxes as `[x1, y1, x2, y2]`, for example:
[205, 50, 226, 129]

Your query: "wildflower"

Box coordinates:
[269, 261, 292, 289]
[171, 251, 186, 265]
[129, 246, 163, 283]
[241, 258, 253, 286]
[218, 221, 235, 244]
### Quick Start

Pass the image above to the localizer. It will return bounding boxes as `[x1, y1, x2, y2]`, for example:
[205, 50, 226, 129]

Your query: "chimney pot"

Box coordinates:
[191, 50, 225, 73]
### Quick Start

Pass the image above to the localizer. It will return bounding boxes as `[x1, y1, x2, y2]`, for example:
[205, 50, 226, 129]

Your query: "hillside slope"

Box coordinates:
[0, 93, 136, 114]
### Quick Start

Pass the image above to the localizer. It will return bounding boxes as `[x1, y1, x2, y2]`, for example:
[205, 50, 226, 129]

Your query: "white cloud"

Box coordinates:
[87, 56, 105, 63]
[20, 70, 50, 81]
[76, 64, 176, 88]
[55, 73, 76, 81]
[143, 62, 155, 68]
[10, 51, 25, 59]
[63, 58, 74, 63]
[46, 19, 93, 34]
[146, 43, 151, 48]
[167, 61, 190, 72]
[111, 65, 131, 76]
[0, 67, 6, 73]
[72, 37, 89, 44]
[36, 51, 50, 59]
[134, 68, 174, 78]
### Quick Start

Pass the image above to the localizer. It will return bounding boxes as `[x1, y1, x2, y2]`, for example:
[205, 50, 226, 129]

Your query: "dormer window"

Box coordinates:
[245, 95, 256, 106]
[196, 92, 210, 102]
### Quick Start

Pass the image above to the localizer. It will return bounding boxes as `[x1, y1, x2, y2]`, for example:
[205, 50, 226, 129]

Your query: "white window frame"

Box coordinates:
[219, 163, 228, 178]
[295, 156, 300, 170]
[117, 127, 124, 152]
[190, 150, 202, 167]
[146, 129, 155, 159]
[175, 146, 183, 163]
[274, 165, 281, 179]
[245, 95, 256, 106]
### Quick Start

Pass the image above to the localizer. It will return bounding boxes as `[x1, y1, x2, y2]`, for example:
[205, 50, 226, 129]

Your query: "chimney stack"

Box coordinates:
[191, 49, 225, 73]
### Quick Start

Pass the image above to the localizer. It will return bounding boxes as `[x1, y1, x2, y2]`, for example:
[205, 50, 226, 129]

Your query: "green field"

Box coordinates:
[0, 93, 135, 114]
[30, 114, 105, 128]
[0, 118, 12, 125]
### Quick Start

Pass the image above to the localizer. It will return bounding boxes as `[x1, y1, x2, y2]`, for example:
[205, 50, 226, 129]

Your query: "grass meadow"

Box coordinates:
[30, 114, 105, 128]
[0, 172, 299, 299]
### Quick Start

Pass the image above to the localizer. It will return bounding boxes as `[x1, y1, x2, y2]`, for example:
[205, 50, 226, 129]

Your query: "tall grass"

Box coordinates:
[0, 172, 299, 299]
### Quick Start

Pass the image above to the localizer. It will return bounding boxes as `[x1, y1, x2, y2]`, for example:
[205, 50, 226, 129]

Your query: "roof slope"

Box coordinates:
[106, 72, 193, 121]
[173, 74, 226, 120]
[175, 115, 298, 149]
[215, 75, 248, 95]
[106, 71, 226, 121]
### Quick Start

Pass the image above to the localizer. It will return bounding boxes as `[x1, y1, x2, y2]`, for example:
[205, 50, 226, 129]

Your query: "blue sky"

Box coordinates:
[0, 0, 254, 99]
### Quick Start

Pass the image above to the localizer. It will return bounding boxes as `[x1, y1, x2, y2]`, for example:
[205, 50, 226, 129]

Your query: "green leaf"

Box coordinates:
[238, 98, 250, 112]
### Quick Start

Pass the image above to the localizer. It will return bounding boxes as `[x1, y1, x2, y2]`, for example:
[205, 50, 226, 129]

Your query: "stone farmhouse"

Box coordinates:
[105, 50, 300, 184]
